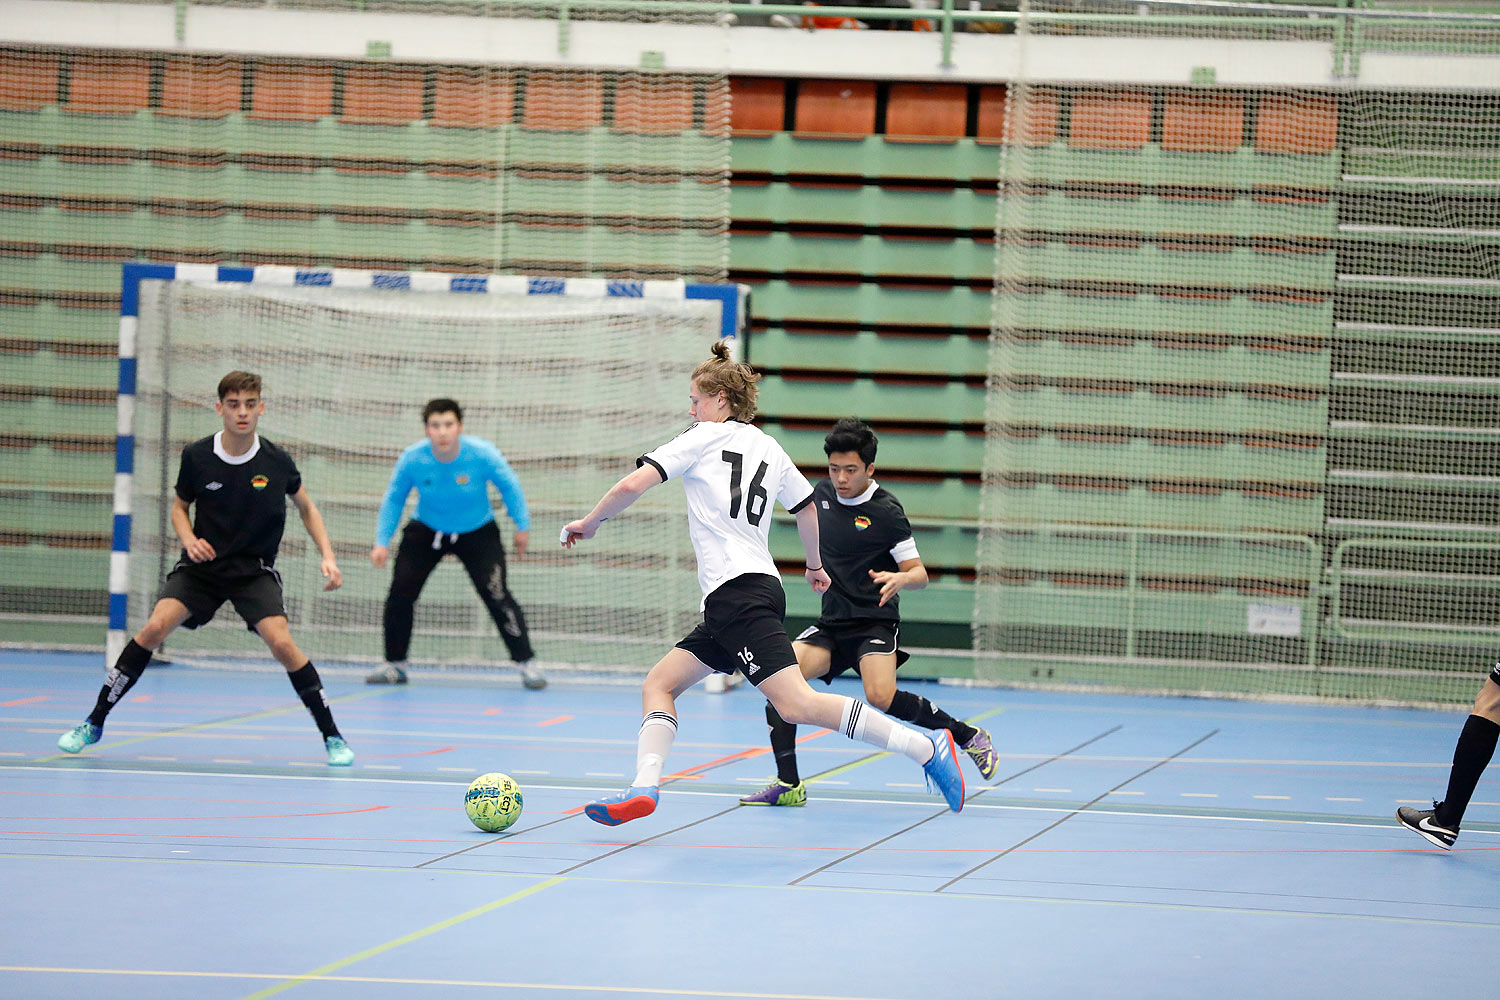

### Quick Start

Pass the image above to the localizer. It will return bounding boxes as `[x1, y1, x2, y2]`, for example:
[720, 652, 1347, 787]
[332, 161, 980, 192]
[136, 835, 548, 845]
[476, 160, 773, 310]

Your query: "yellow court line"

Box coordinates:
[806, 706, 1006, 786]
[0, 967, 905, 999]
[239, 876, 564, 1000]
[32, 690, 385, 763]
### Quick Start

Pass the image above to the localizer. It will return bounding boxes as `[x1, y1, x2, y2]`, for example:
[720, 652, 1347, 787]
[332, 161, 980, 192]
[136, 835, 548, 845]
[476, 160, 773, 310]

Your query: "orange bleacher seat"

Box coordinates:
[521, 71, 604, 131]
[432, 68, 513, 128]
[1162, 92, 1245, 152]
[248, 61, 335, 122]
[342, 65, 424, 125]
[978, 85, 1060, 146]
[795, 80, 876, 139]
[0, 50, 61, 111]
[1070, 90, 1151, 150]
[886, 82, 966, 143]
[64, 54, 150, 114]
[613, 75, 695, 135]
[730, 77, 784, 136]
[1256, 93, 1338, 154]
[158, 55, 242, 118]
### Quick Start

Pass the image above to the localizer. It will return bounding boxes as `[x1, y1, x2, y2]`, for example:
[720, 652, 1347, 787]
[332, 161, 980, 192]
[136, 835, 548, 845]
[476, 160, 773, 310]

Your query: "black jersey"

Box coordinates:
[174, 433, 302, 568]
[813, 478, 916, 624]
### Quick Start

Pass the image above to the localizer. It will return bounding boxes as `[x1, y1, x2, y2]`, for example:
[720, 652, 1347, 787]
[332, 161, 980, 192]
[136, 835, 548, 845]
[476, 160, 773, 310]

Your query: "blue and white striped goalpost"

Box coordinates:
[109, 262, 748, 667]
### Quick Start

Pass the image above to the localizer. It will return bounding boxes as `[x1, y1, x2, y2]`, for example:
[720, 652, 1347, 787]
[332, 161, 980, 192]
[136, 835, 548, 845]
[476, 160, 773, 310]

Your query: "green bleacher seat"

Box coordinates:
[993, 431, 1325, 484]
[0, 253, 123, 295]
[769, 421, 983, 475]
[1005, 190, 1336, 240]
[731, 181, 997, 230]
[731, 134, 1001, 183]
[770, 517, 978, 569]
[748, 328, 988, 378]
[731, 231, 992, 281]
[746, 280, 992, 329]
[992, 337, 1329, 388]
[997, 288, 1333, 338]
[0, 438, 114, 489]
[992, 384, 1326, 434]
[758, 374, 984, 424]
[991, 481, 1324, 533]
[1009, 242, 1334, 291]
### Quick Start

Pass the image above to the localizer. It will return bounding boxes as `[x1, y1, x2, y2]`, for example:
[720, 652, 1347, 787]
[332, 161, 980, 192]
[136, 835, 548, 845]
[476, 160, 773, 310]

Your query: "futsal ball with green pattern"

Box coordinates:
[465, 772, 523, 832]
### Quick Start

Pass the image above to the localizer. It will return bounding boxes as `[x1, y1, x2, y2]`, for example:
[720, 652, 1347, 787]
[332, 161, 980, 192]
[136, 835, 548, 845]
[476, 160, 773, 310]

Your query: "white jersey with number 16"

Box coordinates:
[639, 420, 814, 605]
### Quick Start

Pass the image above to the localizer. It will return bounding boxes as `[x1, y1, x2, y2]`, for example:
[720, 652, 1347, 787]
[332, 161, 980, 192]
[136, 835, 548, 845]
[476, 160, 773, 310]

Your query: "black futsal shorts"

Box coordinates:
[675, 573, 798, 688]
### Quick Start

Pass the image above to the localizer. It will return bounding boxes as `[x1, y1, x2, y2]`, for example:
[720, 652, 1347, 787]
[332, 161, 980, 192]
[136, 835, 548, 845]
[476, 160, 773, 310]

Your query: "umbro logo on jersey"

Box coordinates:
[821, 501, 829, 509]
[204, 482, 223, 491]
[869, 639, 886, 645]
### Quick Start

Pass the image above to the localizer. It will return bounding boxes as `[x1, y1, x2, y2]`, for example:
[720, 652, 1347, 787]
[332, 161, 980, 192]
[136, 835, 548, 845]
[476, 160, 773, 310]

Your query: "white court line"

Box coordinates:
[1107, 790, 1144, 796]
[6, 764, 1498, 841]
[363, 764, 401, 771]
[585, 772, 624, 778]
[1254, 795, 1291, 800]
[210, 759, 252, 765]
[436, 767, 473, 773]
[136, 756, 178, 762]
[509, 770, 550, 776]
[1034, 788, 1072, 793]
[1181, 793, 1219, 798]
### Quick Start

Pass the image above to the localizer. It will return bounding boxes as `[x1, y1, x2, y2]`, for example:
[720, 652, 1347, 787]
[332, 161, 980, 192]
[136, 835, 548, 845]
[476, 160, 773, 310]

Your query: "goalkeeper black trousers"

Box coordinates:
[383, 519, 535, 664]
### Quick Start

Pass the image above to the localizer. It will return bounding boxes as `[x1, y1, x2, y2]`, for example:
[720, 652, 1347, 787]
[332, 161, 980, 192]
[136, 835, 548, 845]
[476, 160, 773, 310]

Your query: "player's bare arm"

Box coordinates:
[794, 503, 831, 594]
[561, 464, 660, 546]
[291, 486, 342, 591]
[871, 556, 928, 606]
[171, 495, 216, 563]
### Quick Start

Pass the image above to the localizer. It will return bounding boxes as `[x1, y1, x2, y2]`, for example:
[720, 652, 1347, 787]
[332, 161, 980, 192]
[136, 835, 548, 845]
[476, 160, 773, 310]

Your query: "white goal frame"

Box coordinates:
[109, 261, 747, 665]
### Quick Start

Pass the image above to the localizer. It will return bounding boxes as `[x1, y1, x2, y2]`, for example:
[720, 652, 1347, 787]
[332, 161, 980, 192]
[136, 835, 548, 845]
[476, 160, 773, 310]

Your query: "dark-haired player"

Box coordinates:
[366, 398, 543, 689]
[58, 371, 354, 766]
[742, 418, 997, 806]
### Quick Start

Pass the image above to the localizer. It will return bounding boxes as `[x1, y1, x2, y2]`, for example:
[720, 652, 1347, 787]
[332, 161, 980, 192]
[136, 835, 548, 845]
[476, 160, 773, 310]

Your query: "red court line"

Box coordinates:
[1, 696, 48, 707]
[0, 805, 392, 821]
[560, 730, 836, 815]
[537, 716, 573, 727]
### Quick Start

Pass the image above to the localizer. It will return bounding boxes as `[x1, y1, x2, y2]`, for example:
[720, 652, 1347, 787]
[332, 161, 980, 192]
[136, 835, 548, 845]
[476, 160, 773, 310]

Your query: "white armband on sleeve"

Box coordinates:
[891, 537, 920, 563]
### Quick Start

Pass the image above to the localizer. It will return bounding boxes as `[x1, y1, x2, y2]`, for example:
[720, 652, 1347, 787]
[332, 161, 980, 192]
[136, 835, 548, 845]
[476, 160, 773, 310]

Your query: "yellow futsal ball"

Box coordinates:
[464, 772, 523, 833]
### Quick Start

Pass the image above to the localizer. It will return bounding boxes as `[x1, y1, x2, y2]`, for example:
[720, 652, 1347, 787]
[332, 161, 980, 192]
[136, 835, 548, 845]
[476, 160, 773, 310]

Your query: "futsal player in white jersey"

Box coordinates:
[561, 342, 966, 825]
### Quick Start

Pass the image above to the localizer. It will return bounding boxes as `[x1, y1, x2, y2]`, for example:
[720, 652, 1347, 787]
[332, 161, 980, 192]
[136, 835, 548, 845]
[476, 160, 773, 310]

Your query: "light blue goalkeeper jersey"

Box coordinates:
[374, 436, 530, 546]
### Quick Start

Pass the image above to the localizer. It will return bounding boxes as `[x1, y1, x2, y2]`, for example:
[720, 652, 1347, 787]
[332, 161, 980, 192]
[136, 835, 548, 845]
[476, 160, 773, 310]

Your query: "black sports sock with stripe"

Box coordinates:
[87, 639, 152, 726]
[288, 662, 340, 740]
[885, 690, 977, 745]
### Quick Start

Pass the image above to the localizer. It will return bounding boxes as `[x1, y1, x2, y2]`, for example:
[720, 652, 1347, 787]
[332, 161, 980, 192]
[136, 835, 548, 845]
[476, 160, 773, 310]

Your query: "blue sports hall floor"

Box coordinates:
[0, 649, 1493, 998]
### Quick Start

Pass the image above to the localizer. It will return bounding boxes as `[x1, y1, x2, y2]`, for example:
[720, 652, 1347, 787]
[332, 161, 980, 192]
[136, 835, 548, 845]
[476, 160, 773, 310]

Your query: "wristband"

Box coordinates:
[807, 564, 822, 572]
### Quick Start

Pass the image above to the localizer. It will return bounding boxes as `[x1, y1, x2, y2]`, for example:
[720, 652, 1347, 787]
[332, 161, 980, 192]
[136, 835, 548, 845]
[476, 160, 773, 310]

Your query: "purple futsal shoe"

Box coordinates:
[961, 728, 999, 781]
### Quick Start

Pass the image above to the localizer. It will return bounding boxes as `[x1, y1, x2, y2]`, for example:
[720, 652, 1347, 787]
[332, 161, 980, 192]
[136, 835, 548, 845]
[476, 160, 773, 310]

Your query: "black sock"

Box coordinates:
[1436, 715, 1500, 828]
[87, 639, 152, 726]
[288, 662, 340, 740]
[766, 702, 799, 785]
[886, 689, 977, 745]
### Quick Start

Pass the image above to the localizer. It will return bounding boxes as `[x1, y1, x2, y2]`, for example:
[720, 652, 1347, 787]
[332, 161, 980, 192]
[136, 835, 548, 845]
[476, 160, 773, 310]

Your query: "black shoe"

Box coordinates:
[1396, 803, 1458, 849]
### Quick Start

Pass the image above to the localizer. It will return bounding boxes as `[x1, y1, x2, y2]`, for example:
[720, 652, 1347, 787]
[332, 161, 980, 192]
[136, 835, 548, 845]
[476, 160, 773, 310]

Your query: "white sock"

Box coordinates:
[837, 697, 933, 765]
[632, 711, 677, 788]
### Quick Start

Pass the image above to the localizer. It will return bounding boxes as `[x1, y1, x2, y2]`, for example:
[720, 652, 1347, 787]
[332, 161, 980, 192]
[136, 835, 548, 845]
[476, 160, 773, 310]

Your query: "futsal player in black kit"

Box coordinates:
[58, 371, 355, 766]
[742, 418, 997, 806]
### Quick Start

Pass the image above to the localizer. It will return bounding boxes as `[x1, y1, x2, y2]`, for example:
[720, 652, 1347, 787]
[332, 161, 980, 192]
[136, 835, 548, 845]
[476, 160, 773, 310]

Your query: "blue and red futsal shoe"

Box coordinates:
[584, 785, 659, 826]
[924, 729, 965, 812]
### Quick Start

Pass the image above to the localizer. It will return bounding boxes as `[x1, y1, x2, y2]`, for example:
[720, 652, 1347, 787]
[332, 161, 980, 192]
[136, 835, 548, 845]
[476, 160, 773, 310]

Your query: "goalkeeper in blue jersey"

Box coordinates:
[366, 398, 544, 689]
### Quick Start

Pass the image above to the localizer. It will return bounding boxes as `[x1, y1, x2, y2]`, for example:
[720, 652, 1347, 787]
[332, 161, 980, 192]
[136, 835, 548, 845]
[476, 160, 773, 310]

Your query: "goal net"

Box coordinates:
[115, 263, 744, 675]
[974, 3, 1500, 705]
